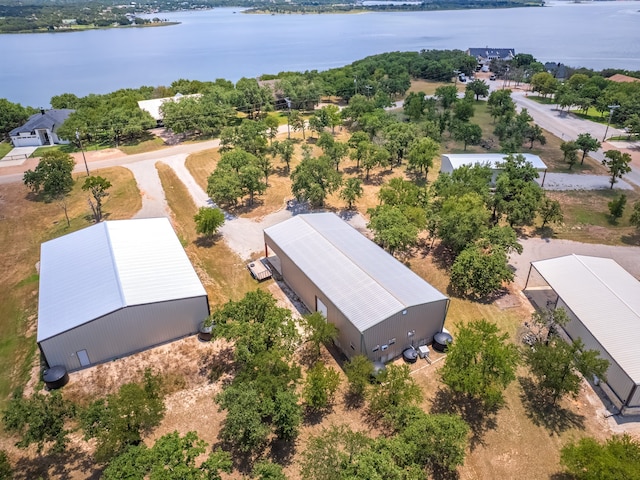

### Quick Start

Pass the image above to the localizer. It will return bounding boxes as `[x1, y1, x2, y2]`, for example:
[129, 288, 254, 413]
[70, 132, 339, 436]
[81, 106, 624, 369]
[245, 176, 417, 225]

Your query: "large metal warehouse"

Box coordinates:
[263, 213, 449, 363]
[440, 153, 548, 185]
[527, 254, 640, 415]
[37, 218, 209, 372]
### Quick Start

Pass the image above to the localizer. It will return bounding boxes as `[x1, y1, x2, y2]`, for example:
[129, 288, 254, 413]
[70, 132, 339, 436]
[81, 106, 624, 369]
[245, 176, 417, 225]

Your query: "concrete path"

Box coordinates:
[540, 172, 632, 191]
[0, 146, 37, 166]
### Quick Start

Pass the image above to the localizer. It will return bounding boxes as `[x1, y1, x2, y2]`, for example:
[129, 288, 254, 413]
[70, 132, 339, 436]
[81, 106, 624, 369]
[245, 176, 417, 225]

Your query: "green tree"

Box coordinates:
[450, 244, 514, 298]
[440, 319, 519, 408]
[303, 362, 341, 411]
[382, 122, 419, 167]
[453, 99, 475, 122]
[272, 389, 303, 441]
[82, 175, 111, 222]
[466, 79, 490, 100]
[493, 154, 543, 227]
[103, 431, 232, 480]
[22, 149, 75, 225]
[403, 91, 429, 121]
[264, 115, 280, 145]
[437, 192, 490, 253]
[302, 311, 339, 358]
[525, 336, 609, 406]
[523, 123, 547, 149]
[207, 164, 242, 207]
[560, 140, 580, 170]
[300, 425, 370, 480]
[453, 122, 483, 151]
[321, 104, 342, 134]
[575, 132, 601, 165]
[602, 149, 632, 189]
[289, 110, 306, 139]
[399, 410, 470, 473]
[0, 450, 11, 480]
[194, 206, 225, 239]
[273, 138, 295, 173]
[530, 72, 559, 97]
[434, 85, 458, 110]
[0, 98, 30, 140]
[539, 196, 564, 228]
[81, 370, 165, 463]
[344, 355, 374, 398]
[560, 434, 640, 480]
[367, 204, 419, 254]
[368, 364, 422, 418]
[407, 136, 439, 176]
[239, 163, 267, 206]
[487, 89, 515, 122]
[290, 156, 342, 207]
[216, 384, 271, 453]
[2, 389, 75, 455]
[630, 201, 640, 229]
[608, 193, 627, 221]
[252, 460, 287, 480]
[340, 177, 363, 209]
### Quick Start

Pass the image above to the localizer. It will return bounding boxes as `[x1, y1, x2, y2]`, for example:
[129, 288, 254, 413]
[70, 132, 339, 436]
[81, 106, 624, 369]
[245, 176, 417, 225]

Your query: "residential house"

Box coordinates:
[10, 109, 74, 148]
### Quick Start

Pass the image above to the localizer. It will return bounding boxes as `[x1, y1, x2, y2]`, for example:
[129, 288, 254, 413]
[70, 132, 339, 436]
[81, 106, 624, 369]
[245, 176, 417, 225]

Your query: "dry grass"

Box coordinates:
[0, 167, 140, 407]
[118, 136, 167, 155]
[156, 162, 258, 306]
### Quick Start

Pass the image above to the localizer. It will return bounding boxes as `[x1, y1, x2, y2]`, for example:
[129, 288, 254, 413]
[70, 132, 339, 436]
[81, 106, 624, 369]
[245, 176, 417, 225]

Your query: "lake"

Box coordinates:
[1, 1, 639, 107]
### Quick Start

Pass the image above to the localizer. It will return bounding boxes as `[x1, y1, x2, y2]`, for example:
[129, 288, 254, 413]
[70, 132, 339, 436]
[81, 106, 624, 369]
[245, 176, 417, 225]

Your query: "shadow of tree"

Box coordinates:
[198, 344, 236, 382]
[194, 232, 222, 248]
[549, 472, 573, 480]
[13, 446, 103, 480]
[343, 390, 366, 411]
[268, 437, 297, 466]
[518, 377, 585, 435]
[303, 406, 331, 426]
[622, 232, 640, 246]
[429, 388, 499, 451]
[431, 464, 461, 480]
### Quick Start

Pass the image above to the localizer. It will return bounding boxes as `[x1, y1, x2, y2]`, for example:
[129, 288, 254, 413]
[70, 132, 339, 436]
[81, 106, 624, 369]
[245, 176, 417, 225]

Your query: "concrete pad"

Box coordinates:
[0, 146, 37, 167]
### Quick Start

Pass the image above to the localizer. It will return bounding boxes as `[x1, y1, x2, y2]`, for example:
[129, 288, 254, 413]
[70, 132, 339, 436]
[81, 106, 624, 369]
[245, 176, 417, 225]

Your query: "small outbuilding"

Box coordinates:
[440, 153, 548, 186]
[525, 254, 640, 415]
[10, 109, 74, 147]
[37, 218, 209, 372]
[264, 213, 449, 363]
[137, 93, 202, 126]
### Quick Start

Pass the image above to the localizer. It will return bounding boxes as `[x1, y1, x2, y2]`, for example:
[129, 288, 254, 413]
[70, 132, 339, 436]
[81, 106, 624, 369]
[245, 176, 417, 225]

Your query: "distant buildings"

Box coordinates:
[10, 109, 74, 147]
[137, 93, 202, 126]
[467, 47, 516, 64]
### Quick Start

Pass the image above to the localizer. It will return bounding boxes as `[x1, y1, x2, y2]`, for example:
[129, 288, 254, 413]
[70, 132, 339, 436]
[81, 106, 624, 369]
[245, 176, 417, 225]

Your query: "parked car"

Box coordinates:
[458, 74, 467, 82]
[489, 74, 496, 81]
[481, 65, 490, 73]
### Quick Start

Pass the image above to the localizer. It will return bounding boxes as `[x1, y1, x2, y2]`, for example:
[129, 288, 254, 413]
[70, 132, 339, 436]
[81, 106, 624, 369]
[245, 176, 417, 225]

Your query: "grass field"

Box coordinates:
[0, 141, 12, 159]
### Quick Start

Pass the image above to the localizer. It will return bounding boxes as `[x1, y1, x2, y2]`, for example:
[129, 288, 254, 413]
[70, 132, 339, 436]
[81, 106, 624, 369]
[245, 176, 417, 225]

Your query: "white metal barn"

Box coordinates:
[37, 218, 209, 372]
[440, 153, 548, 185]
[264, 213, 450, 363]
[527, 254, 640, 415]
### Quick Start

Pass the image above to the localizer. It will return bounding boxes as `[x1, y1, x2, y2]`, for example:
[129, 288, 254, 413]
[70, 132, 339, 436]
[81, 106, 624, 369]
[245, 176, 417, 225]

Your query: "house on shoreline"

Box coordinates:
[467, 47, 515, 64]
[10, 109, 74, 147]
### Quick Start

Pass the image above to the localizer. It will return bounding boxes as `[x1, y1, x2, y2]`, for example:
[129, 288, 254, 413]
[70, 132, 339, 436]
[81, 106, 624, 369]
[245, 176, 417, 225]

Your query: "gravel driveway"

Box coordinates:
[540, 172, 632, 191]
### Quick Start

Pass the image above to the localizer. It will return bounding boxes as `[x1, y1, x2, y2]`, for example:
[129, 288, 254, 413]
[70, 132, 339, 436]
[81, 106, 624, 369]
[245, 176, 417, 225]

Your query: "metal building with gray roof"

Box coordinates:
[37, 218, 209, 371]
[264, 213, 449, 362]
[527, 254, 640, 415]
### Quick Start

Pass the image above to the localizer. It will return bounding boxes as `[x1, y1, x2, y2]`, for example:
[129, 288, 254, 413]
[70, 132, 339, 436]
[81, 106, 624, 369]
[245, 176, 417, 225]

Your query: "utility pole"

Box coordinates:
[76, 130, 90, 176]
[285, 98, 292, 139]
[603, 105, 620, 142]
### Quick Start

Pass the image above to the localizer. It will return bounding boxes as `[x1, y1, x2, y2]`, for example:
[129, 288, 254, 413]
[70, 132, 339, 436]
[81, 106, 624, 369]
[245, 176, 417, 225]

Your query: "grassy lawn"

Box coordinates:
[118, 136, 166, 155]
[406, 79, 458, 96]
[547, 188, 640, 245]
[0, 141, 12, 159]
[0, 167, 140, 408]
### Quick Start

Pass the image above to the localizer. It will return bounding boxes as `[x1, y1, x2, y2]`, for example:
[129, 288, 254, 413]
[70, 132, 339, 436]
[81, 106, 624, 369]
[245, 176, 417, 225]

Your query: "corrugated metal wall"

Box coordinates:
[266, 234, 448, 363]
[39, 296, 209, 371]
[558, 298, 637, 407]
[363, 301, 448, 362]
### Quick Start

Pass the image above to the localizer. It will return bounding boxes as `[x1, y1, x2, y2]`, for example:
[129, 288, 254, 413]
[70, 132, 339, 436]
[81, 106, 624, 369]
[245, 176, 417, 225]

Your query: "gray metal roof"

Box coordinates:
[37, 218, 206, 342]
[467, 48, 515, 59]
[442, 153, 547, 171]
[264, 213, 448, 333]
[10, 109, 74, 136]
[531, 254, 640, 383]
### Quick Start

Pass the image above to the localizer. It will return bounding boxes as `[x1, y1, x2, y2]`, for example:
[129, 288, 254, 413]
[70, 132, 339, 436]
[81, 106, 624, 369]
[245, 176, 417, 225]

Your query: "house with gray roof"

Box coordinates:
[264, 213, 449, 363]
[10, 109, 74, 147]
[467, 47, 516, 63]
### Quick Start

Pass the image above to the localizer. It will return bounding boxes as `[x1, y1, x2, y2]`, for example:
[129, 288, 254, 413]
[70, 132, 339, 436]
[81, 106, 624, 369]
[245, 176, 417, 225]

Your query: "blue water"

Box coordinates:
[1, 1, 639, 107]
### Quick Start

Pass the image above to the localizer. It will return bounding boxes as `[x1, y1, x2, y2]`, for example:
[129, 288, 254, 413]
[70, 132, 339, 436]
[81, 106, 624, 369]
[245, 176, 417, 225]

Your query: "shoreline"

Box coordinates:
[0, 21, 180, 35]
